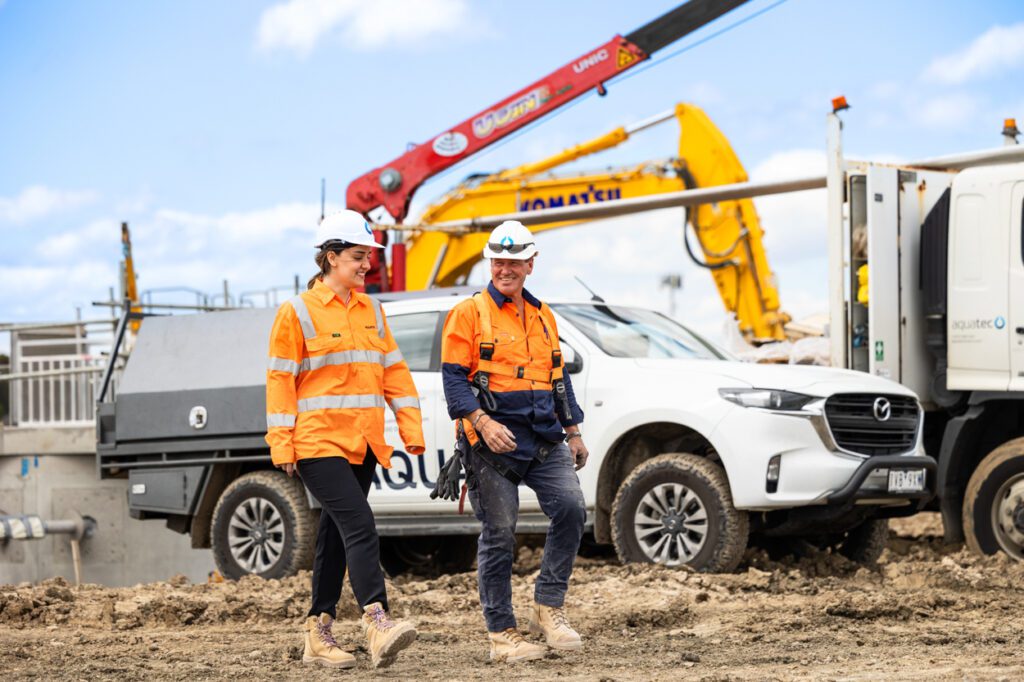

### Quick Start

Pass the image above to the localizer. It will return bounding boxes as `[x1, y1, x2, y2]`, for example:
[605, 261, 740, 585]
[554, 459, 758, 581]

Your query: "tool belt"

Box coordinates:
[457, 418, 552, 486]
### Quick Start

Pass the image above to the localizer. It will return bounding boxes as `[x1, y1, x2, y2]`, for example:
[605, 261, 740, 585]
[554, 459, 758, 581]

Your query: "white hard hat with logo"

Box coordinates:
[314, 210, 384, 249]
[481, 220, 538, 260]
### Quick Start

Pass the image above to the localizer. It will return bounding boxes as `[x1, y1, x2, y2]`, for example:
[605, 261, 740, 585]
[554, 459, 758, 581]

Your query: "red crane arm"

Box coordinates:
[346, 0, 750, 222]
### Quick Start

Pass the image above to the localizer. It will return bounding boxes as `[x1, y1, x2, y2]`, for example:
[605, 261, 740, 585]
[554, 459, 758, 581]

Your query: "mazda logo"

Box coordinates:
[873, 397, 892, 422]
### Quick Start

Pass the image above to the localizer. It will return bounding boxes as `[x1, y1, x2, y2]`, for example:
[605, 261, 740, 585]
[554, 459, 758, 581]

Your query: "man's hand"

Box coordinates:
[277, 462, 296, 478]
[567, 434, 588, 470]
[478, 416, 517, 453]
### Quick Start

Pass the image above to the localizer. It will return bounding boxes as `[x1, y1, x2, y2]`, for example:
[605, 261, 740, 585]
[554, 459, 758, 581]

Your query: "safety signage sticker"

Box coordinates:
[616, 47, 637, 69]
[874, 340, 884, 361]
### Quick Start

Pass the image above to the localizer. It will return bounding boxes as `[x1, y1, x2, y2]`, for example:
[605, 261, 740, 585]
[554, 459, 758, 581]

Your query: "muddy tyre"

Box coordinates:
[211, 470, 316, 580]
[963, 437, 1024, 560]
[836, 518, 889, 564]
[611, 453, 749, 573]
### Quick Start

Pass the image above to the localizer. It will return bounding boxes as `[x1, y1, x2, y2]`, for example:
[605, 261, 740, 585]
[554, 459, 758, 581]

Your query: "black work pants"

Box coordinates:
[298, 451, 388, 618]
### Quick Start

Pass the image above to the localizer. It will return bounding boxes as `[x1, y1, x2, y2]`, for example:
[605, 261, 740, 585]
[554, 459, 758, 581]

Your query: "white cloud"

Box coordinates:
[0, 185, 98, 224]
[917, 92, 980, 130]
[923, 22, 1024, 85]
[257, 0, 476, 56]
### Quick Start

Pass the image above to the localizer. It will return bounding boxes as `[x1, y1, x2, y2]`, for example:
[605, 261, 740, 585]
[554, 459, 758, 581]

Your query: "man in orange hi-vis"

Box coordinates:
[265, 210, 423, 670]
[441, 220, 588, 664]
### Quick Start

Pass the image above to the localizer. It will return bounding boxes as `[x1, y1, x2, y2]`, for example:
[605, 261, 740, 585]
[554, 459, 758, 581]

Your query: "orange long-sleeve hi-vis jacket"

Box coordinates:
[265, 279, 425, 468]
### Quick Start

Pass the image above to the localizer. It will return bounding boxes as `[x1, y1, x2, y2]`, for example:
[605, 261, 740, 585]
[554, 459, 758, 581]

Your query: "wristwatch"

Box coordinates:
[565, 431, 582, 442]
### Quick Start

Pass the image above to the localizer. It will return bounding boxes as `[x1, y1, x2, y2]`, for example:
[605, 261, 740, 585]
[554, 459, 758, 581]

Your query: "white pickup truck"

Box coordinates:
[101, 289, 935, 577]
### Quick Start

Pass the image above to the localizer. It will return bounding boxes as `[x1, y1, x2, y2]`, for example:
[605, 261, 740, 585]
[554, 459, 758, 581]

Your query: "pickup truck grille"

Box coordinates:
[824, 394, 919, 456]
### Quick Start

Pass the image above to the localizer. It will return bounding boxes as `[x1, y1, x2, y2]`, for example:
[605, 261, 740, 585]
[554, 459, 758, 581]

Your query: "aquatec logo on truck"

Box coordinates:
[951, 316, 1007, 331]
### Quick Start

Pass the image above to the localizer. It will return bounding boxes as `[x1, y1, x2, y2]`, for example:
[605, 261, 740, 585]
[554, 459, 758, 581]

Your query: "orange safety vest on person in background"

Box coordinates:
[265, 279, 425, 468]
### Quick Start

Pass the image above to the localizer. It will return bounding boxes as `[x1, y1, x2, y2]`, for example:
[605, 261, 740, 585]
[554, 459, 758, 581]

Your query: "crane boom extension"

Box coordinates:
[345, 0, 750, 222]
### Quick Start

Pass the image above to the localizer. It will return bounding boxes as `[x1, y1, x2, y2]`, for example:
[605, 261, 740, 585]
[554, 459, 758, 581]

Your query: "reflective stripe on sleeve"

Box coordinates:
[368, 296, 385, 338]
[267, 356, 300, 375]
[300, 349, 384, 372]
[388, 396, 421, 411]
[382, 349, 404, 368]
[297, 394, 387, 412]
[287, 295, 317, 339]
[266, 413, 296, 428]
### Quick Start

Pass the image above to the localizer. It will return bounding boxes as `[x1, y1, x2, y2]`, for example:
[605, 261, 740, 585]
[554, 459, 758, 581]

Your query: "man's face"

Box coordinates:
[490, 256, 534, 297]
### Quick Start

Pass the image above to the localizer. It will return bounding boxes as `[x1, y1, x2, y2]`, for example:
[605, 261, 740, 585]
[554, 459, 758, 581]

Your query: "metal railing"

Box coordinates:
[1, 319, 122, 427]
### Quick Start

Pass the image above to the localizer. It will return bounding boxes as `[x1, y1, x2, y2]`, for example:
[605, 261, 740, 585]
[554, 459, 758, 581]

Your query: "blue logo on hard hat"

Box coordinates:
[995, 316, 1006, 330]
[500, 235, 514, 247]
[364, 221, 372, 235]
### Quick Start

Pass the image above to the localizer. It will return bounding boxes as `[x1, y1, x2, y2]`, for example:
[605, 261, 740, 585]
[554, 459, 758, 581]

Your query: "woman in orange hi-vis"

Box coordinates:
[265, 210, 424, 670]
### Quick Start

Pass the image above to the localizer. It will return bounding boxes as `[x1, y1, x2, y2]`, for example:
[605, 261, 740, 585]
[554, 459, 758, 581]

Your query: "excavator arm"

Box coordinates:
[406, 103, 789, 341]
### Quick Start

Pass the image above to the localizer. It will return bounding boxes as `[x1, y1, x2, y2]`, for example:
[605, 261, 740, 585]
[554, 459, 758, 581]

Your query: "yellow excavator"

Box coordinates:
[404, 103, 789, 342]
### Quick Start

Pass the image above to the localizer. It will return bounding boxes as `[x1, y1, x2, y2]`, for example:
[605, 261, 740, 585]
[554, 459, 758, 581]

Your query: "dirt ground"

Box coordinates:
[2, 513, 1022, 681]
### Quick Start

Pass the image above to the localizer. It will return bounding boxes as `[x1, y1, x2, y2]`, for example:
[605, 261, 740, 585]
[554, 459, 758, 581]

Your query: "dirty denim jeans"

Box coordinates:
[467, 442, 586, 632]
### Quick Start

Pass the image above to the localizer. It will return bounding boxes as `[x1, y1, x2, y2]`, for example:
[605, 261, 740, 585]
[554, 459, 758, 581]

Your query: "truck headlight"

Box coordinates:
[718, 388, 816, 411]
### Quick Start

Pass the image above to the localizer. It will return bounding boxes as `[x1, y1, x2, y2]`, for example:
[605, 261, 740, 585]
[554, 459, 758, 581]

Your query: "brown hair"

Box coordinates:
[306, 249, 332, 290]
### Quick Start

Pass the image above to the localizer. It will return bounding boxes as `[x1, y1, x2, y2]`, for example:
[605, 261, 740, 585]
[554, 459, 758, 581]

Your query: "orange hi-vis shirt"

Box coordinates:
[265, 279, 425, 468]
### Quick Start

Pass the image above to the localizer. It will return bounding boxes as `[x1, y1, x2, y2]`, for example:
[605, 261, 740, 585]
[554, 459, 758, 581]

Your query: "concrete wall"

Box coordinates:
[0, 447, 214, 587]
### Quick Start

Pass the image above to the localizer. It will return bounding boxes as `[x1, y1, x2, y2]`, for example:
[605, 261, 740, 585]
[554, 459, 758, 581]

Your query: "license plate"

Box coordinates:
[887, 468, 925, 493]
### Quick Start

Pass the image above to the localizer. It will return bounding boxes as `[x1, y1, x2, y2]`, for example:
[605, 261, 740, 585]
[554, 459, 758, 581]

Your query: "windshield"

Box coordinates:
[552, 303, 731, 361]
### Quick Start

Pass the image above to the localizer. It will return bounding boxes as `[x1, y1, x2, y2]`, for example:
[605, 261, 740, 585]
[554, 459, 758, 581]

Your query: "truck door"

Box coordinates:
[1010, 181, 1024, 391]
[376, 310, 443, 511]
[946, 171, 1011, 391]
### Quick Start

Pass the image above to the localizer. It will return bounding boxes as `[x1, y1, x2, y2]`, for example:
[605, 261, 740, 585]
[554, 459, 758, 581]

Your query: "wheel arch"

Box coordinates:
[593, 420, 724, 544]
[937, 397, 1024, 543]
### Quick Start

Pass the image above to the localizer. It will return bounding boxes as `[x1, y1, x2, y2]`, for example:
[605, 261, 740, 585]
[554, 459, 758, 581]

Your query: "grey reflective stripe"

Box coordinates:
[368, 296, 385, 338]
[383, 349, 404, 368]
[301, 349, 384, 372]
[266, 413, 296, 428]
[287, 295, 317, 339]
[297, 394, 387, 412]
[388, 396, 421, 411]
[267, 357, 300, 375]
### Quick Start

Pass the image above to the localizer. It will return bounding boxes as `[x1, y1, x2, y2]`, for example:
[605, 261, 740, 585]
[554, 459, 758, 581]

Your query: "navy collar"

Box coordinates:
[487, 280, 542, 309]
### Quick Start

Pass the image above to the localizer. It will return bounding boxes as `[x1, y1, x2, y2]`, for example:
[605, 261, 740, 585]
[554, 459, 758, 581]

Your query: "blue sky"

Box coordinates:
[2, 0, 1023, 347]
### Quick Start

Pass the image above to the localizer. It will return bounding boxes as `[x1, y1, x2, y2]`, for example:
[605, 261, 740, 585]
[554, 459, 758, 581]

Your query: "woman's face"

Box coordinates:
[327, 246, 374, 290]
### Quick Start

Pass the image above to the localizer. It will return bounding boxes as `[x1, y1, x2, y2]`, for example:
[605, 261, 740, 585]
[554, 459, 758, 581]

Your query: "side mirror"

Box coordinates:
[561, 341, 583, 375]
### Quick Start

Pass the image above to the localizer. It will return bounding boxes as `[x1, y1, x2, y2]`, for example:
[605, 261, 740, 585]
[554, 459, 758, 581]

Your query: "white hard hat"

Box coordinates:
[314, 210, 384, 249]
[481, 220, 538, 260]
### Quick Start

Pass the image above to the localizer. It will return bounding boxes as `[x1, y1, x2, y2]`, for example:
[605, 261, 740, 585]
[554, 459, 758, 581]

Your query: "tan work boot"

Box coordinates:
[528, 603, 582, 650]
[302, 613, 356, 668]
[488, 628, 547, 663]
[361, 602, 417, 668]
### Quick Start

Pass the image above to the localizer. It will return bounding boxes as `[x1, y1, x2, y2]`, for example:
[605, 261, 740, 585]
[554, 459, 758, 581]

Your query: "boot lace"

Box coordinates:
[501, 628, 526, 644]
[368, 605, 396, 631]
[317, 621, 339, 648]
[549, 606, 571, 630]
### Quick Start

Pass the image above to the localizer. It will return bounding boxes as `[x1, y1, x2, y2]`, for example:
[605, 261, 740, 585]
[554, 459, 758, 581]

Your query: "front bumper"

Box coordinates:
[710, 403, 932, 510]
[824, 454, 936, 507]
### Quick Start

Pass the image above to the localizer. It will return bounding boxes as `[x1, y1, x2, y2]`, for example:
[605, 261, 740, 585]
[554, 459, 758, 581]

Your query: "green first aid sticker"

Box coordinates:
[874, 340, 884, 361]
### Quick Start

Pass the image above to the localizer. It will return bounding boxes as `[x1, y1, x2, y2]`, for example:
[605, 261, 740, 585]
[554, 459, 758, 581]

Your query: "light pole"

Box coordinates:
[660, 273, 682, 318]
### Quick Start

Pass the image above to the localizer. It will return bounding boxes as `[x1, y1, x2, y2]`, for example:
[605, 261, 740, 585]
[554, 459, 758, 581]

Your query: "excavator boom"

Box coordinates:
[406, 103, 789, 341]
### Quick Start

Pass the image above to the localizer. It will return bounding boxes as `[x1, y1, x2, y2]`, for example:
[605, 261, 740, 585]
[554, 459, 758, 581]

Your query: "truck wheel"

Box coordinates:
[611, 453, 749, 573]
[963, 437, 1024, 560]
[836, 518, 889, 564]
[211, 470, 316, 580]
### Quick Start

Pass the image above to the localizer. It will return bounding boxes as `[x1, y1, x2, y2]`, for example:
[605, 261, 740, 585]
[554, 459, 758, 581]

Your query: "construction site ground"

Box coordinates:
[2, 513, 1021, 681]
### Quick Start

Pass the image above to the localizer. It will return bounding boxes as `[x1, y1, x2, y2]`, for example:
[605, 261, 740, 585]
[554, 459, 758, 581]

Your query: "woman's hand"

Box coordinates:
[277, 462, 296, 478]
